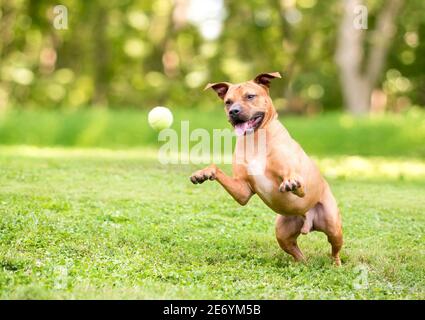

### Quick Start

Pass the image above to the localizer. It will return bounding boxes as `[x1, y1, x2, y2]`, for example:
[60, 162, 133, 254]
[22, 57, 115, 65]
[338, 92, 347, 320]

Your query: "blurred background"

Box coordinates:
[0, 0, 424, 152]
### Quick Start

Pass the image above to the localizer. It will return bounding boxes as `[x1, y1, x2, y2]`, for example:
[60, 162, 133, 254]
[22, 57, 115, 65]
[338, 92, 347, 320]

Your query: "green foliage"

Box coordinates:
[0, 0, 424, 111]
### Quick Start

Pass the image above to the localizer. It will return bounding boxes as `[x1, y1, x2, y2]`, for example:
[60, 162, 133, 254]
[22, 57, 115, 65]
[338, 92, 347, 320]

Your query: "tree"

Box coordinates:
[335, 0, 405, 114]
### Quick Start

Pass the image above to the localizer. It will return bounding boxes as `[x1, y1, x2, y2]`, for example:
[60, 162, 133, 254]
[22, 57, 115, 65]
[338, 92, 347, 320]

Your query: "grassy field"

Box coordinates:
[1, 108, 425, 157]
[0, 110, 425, 299]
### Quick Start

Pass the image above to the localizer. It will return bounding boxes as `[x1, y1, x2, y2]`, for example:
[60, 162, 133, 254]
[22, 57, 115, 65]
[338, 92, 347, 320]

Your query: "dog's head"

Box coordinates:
[204, 72, 281, 136]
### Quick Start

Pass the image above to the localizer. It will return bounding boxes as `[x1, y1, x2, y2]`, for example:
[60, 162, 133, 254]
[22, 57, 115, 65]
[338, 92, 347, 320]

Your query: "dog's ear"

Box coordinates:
[204, 82, 231, 100]
[253, 72, 282, 88]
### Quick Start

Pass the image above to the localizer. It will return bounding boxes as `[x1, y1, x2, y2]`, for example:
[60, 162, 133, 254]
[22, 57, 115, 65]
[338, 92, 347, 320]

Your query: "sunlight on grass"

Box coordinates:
[0, 145, 159, 160]
[316, 156, 425, 180]
[1, 145, 425, 180]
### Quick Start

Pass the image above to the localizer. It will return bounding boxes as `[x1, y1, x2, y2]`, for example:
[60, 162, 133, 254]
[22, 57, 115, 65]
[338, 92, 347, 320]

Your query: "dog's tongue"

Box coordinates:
[234, 122, 249, 136]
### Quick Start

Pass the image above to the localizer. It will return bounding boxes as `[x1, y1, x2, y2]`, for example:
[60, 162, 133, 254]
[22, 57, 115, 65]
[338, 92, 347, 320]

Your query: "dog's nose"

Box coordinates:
[229, 105, 241, 117]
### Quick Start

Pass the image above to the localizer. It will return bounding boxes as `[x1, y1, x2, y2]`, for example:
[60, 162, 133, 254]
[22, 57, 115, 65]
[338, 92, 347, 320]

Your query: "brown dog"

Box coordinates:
[190, 72, 343, 265]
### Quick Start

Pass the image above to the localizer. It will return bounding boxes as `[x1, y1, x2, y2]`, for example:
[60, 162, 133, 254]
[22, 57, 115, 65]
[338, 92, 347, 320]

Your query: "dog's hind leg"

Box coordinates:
[313, 185, 343, 266]
[275, 214, 305, 262]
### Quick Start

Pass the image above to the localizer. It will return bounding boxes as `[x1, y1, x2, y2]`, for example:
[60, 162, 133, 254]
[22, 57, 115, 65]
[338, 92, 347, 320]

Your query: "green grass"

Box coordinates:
[1, 108, 425, 157]
[1, 109, 424, 299]
[1, 145, 424, 299]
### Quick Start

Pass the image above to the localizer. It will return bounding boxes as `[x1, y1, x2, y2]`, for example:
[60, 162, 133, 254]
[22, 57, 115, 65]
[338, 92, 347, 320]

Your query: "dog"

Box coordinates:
[190, 72, 343, 265]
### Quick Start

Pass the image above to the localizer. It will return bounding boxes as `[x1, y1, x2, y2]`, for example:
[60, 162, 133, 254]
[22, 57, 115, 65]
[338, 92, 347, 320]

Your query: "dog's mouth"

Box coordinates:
[233, 112, 264, 136]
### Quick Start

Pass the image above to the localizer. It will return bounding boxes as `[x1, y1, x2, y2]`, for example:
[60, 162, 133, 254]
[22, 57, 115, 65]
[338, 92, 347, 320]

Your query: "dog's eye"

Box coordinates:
[247, 94, 256, 100]
[225, 100, 232, 106]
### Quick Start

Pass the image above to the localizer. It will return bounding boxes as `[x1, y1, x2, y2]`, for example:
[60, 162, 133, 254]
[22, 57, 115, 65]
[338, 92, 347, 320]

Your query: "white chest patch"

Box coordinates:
[247, 158, 274, 201]
[247, 158, 265, 176]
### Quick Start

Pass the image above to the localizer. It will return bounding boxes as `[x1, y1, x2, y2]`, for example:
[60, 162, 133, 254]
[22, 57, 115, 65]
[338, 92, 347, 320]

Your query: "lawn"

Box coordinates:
[0, 110, 424, 299]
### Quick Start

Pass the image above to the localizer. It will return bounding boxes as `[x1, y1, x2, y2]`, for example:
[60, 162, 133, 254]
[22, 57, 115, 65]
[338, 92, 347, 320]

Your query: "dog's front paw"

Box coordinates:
[279, 176, 305, 197]
[190, 167, 216, 184]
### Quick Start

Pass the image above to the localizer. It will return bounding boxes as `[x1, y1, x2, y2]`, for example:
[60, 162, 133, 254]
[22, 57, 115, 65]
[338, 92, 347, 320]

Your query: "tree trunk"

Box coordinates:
[335, 0, 404, 114]
[92, 6, 110, 107]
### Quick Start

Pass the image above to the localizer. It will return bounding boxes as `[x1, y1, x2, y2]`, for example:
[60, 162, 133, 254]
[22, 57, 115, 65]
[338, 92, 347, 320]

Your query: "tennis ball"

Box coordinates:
[148, 106, 173, 130]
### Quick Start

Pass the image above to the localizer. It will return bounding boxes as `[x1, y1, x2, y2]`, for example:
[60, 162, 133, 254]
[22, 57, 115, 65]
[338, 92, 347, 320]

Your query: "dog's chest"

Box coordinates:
[246, 158, 275, 200]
